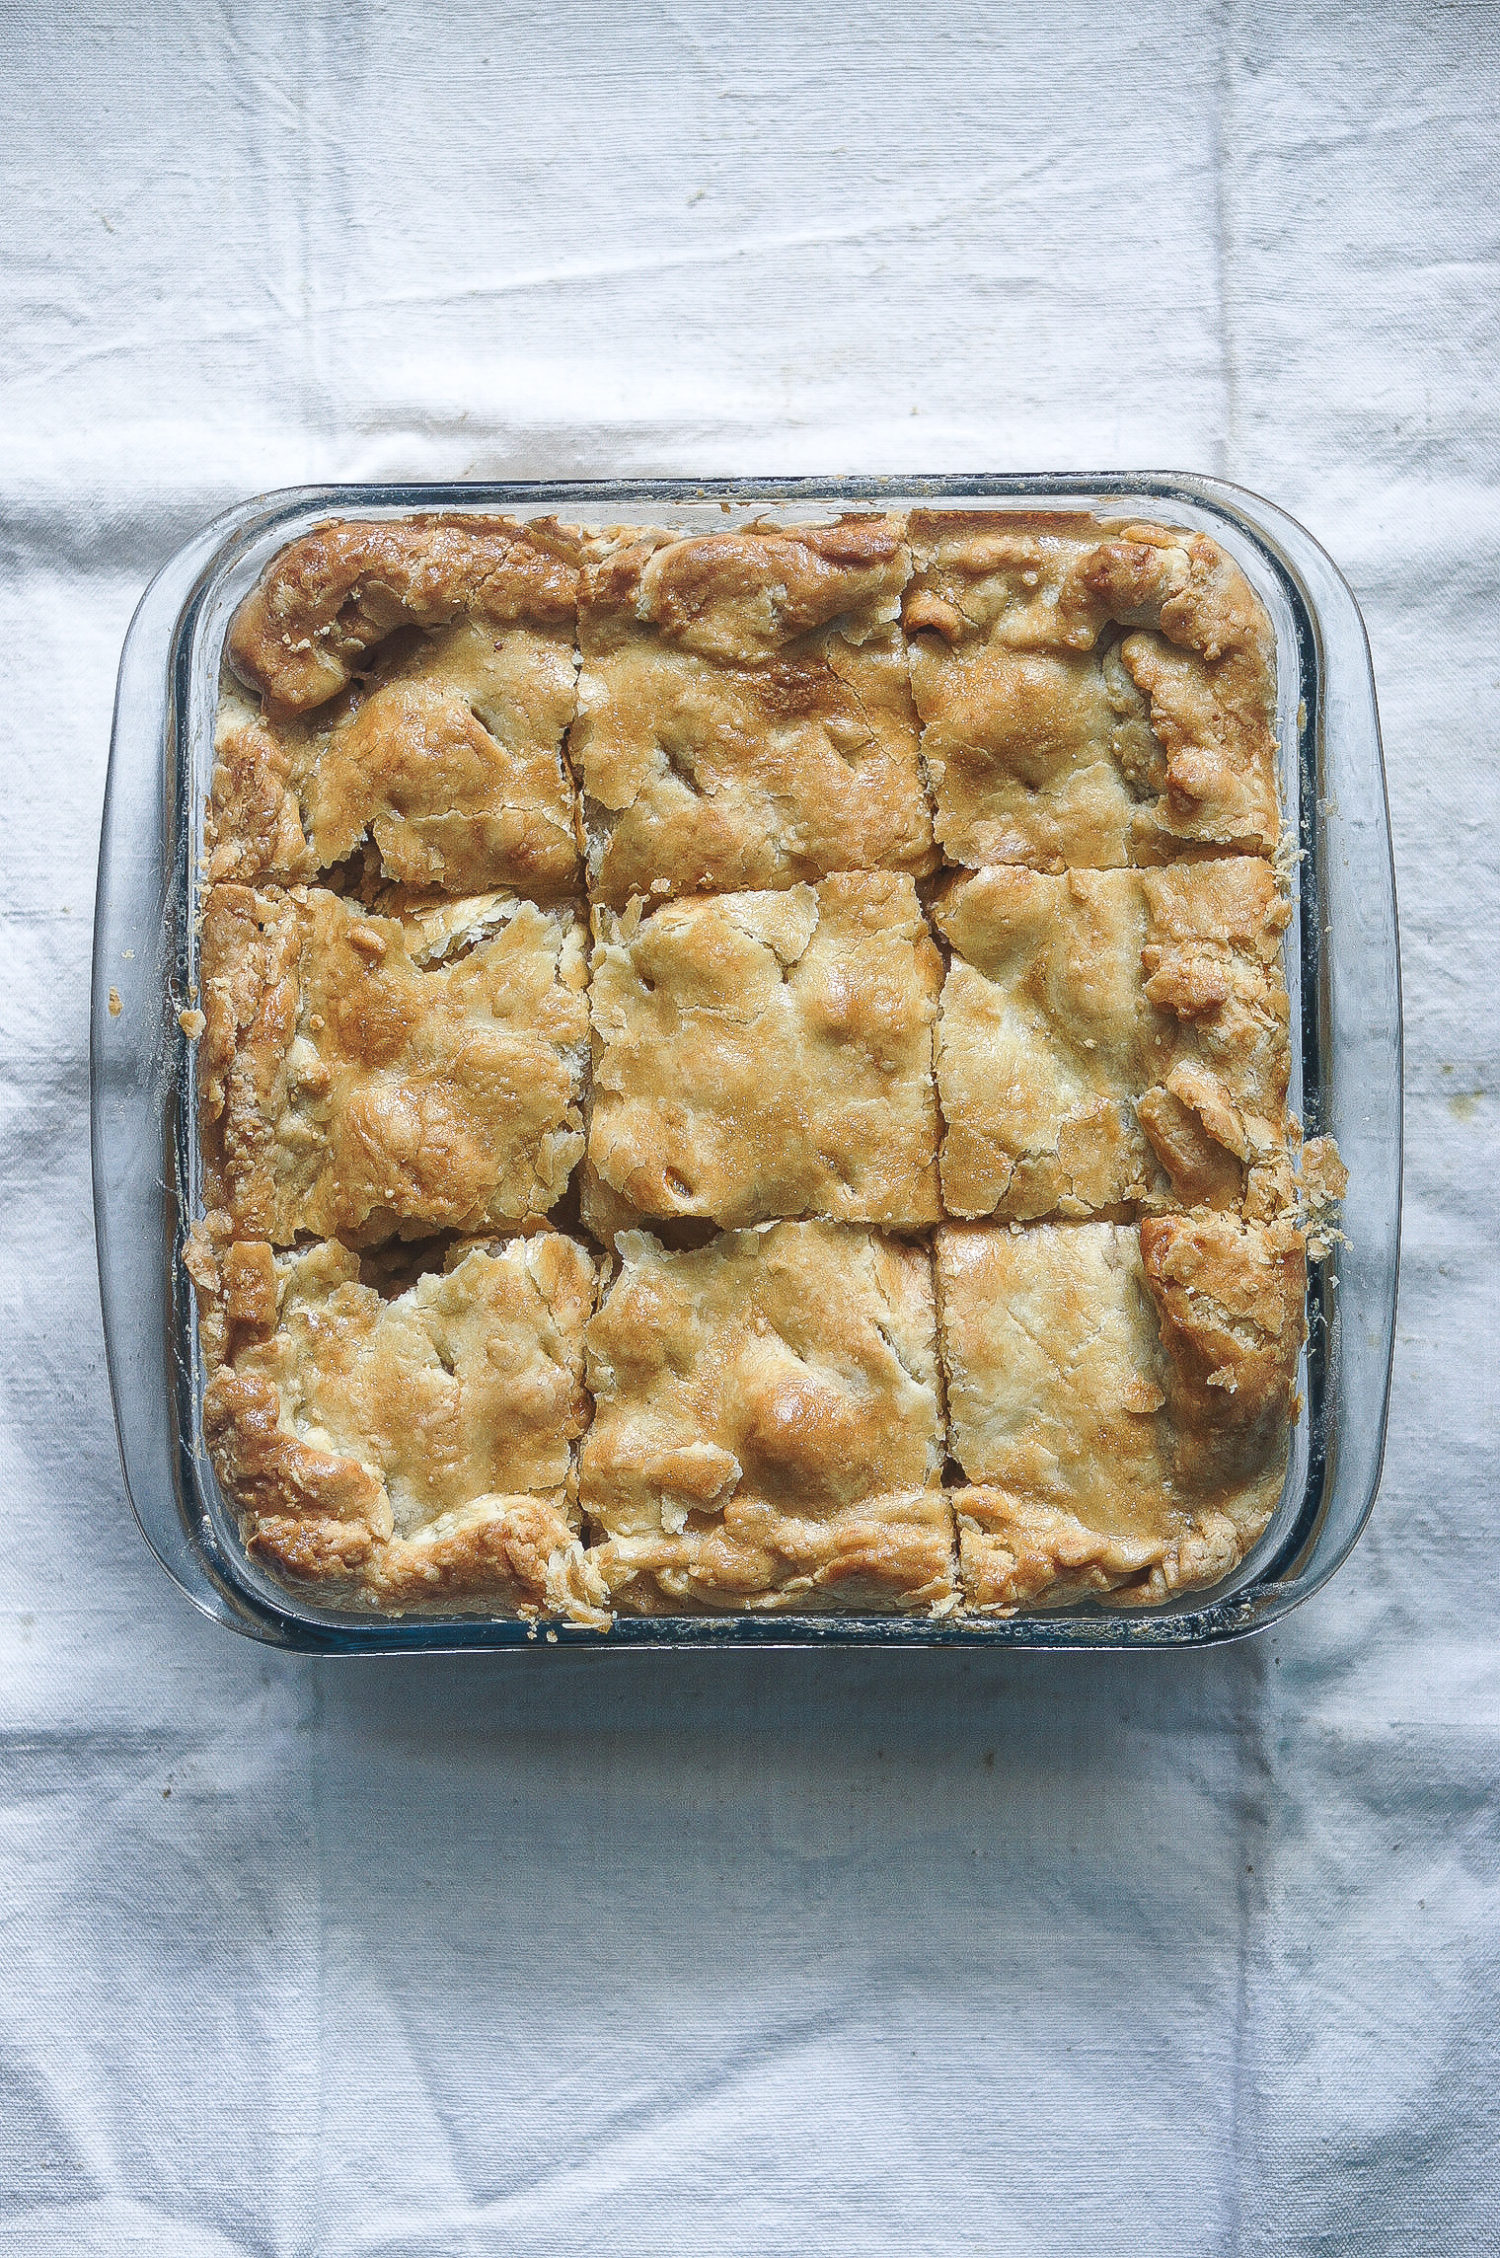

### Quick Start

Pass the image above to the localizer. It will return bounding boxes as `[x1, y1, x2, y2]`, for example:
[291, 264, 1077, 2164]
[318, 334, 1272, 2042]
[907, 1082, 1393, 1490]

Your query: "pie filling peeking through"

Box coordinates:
[193, 508, 1333, 1622]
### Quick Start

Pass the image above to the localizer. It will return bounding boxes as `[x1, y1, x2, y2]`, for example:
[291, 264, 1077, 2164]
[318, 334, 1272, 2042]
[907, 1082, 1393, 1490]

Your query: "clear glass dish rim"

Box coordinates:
[91, 471, 1402, 1655]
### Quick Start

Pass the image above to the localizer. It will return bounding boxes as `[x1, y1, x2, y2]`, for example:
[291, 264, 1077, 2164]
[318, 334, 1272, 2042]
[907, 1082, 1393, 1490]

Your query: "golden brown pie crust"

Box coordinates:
[905, 513, 1279, 870]
[937, 1211, 1306, 1610]
[227, 514, 581, 710]
[580, 1222, 952, 1613]
[930, 857, 1295, 1221]
[213, 516, 583, 900]
[196, 507, 1325, 1622]
[573, 518, 935, 905]
[185, 1222, 608, 1622]
[199, 884, 588, 1244]
[586, 872, 943, 1230]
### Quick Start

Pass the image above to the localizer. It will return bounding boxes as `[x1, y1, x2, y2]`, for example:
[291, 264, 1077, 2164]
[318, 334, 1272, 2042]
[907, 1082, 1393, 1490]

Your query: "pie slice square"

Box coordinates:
[587, 871, 943, 1229]
[199, 885, 588, 1244]
[579, 1220, 954, 1614]
[211, 514, 583, 898]
[904, 511, 1279, 870]
[930, 857, 1295, 1220]
[934, 1213, 1305, 1612]
[572, 517, 936, 905]
[189, 1227, 607, 1620]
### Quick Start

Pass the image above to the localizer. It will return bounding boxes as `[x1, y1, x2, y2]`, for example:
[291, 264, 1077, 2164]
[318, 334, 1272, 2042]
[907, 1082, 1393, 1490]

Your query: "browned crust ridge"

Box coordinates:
[228, 514, 582, 712]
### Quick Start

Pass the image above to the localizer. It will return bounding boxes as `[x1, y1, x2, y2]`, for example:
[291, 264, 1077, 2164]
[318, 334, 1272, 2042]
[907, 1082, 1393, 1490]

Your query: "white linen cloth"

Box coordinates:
[1, 2, 1496, 2249]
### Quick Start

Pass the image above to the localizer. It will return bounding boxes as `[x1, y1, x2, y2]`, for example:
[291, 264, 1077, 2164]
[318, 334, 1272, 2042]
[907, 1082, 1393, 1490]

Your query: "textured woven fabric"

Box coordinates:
[1, 2, 1496, 2249]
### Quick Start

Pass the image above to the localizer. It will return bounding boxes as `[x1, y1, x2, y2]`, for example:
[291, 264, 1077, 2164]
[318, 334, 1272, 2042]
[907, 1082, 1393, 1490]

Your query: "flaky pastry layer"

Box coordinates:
[587, 873, 942, 1229]
[905, 513, 1279, 869]
[596, 1493, 958, 1617]
[200, 884, 588, 1243]
[931, 858, 1295, 1220]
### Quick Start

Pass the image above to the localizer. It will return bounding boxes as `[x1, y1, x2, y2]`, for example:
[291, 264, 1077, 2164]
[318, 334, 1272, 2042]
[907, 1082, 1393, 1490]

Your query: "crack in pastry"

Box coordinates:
[935, 1212, 1306, 1612]
[200, 884, 588, 1244]
[212, 515, 582, 898]
[930, 857, 1296, 1221]
[572, 517, 936, 904]
[586, 872, 942, 1230]
[905, 513, 1279, 869]
[185, 1225, 608, 1622]
[580, 1220, 955, 1614]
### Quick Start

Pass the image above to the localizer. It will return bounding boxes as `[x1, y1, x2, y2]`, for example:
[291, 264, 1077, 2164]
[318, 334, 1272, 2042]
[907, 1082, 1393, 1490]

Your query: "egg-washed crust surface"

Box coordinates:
[210, 636, 581, 901]
[216, 515, 586, 901]
[580, 1221, 952, 1613]
[573, 517, 935, 905]
[192, 508, 1332, 1625]
[904, 511, 1279, 870]
[227, 513, 582, 712]
[199, 884, 588, 1245]
[937, 1211, 1306, 1612]
[587, 872, 943, 1230]
[184, 1222, 609, 1623]
[930, 857, 1295, 1222]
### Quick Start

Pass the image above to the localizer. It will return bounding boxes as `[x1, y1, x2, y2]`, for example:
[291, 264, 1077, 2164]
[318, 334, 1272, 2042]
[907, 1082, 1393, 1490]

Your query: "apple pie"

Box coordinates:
[194, 506, 1327, 1625]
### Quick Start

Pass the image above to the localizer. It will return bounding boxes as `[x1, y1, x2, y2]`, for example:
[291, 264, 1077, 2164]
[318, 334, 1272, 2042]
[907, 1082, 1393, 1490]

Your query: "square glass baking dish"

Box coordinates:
[92, 475, 1401, 1653]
